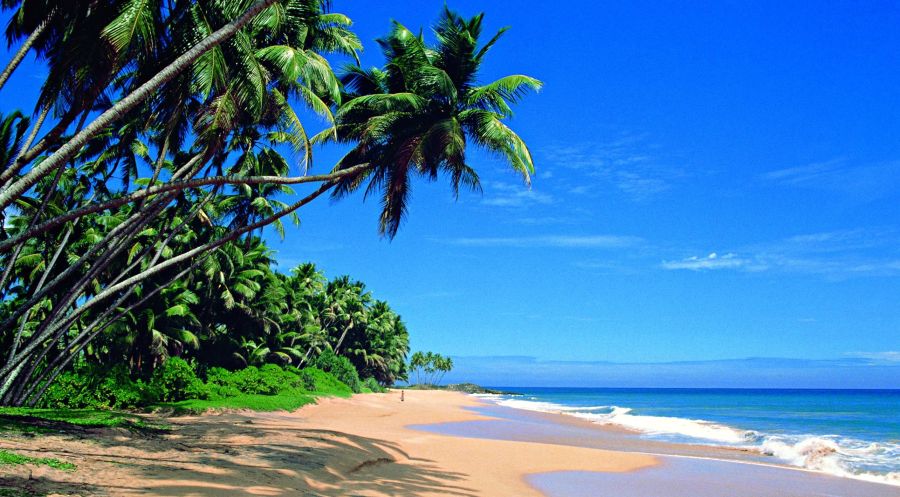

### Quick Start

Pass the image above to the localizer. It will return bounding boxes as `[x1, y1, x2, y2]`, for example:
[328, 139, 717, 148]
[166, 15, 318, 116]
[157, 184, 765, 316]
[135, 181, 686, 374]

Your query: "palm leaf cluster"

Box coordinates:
[324, 7, 541, 237]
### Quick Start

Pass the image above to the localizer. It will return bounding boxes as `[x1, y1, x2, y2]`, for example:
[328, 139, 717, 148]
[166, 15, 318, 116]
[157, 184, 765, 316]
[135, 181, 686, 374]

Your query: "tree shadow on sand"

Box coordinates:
[0, 475, 102, 496]
[7, 412, 479, 496]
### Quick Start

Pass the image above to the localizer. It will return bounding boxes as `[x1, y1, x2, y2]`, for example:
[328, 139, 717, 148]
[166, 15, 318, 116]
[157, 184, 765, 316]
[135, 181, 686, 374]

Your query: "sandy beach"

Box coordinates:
[0, 390, 656, 496]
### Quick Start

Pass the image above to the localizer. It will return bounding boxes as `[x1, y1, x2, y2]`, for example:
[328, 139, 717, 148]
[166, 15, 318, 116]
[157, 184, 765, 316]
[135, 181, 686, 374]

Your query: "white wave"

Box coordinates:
[496, 397, 752, 443]
[487, 395, 900, 486]
[759, 435, 900, 486]
[574, 408, 755, 444]
[495, 398, 613, 413]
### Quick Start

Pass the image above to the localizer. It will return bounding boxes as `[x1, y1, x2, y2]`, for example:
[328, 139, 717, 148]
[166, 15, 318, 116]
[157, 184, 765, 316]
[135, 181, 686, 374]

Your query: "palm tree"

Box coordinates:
[323, 276, 370, 355]
[321, 7, 542, 237]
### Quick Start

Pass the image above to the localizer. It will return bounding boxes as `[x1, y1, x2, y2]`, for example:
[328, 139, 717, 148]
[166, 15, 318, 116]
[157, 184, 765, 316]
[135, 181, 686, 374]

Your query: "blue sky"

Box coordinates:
[288, 1, 900, 383]
[3, 1, 899, 386]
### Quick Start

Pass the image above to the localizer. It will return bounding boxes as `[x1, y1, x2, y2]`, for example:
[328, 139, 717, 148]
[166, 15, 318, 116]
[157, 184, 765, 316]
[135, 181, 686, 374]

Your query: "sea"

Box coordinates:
[479, 387, 900, 486]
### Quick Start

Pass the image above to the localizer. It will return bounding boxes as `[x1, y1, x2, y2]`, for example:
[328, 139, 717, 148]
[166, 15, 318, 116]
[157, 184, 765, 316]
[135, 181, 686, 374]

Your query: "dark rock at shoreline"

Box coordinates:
[442, 383, 521, 395]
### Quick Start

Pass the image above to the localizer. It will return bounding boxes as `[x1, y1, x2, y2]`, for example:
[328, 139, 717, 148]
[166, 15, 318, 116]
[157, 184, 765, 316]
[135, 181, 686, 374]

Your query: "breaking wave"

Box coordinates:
[490, 396, 899, 486]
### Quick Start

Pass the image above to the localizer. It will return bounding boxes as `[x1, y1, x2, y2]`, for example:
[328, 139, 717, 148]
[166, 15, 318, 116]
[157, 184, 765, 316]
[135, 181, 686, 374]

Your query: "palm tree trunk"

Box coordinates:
[19, 261, 199, 406]
[0, 180, 332, 384]
[0, 195, 173, 382]
[6, 225, 72, 363]
[0, 103, 49, 190]
[333, 326, 350, 356]
[0, 162, 369, 253]
[0, 12, 54, 92]
[0, 0, 279, 213]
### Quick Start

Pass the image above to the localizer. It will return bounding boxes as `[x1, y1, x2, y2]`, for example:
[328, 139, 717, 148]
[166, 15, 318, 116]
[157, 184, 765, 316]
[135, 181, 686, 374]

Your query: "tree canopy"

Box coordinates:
[0, 1, 539, 406]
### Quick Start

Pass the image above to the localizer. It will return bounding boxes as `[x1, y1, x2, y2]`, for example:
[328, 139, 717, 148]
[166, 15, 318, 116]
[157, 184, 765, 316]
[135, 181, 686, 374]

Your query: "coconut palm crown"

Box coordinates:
[320, 7, 542, 238]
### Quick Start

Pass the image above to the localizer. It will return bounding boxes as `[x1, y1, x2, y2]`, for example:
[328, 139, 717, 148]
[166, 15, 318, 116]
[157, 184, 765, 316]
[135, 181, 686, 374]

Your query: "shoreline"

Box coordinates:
[0, 390, 656, 496]
[464, 391, 900, 488]
[415, 393, 900, 496]
[1, 389, 896, 496]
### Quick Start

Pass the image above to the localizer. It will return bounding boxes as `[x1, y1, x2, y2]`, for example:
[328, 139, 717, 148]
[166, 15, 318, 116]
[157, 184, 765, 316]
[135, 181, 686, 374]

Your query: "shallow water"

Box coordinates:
[529, 458, 900, 497]
[411, 398, 900, 496]
[481, 387, 900, 484]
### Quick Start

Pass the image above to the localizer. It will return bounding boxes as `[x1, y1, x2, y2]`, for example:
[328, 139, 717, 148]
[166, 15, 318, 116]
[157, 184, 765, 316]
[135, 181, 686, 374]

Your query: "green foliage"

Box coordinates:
[297, 368, 318, 391]
[149, 357, 208, 402]
[164, 366, 351, 413]
[0, 449, 75, 471]
[205, 364, 302, 397]
[0, 4, 536, 409]
[168, 392, 318, 414]
[0, 407, 164, 430]
[363, 377, 386, 393]
[314, 350, 362, 393]
[409, 351, 454, 386]
[40, 365, 152, 410]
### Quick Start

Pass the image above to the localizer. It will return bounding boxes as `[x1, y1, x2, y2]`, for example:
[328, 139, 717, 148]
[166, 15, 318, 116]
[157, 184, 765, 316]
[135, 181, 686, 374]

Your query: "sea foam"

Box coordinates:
[491, 396, 900, 486]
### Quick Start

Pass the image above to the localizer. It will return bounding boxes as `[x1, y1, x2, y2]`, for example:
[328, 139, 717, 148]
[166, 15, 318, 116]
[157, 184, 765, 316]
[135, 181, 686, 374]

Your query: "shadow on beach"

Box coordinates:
[1, 412, 478, 496]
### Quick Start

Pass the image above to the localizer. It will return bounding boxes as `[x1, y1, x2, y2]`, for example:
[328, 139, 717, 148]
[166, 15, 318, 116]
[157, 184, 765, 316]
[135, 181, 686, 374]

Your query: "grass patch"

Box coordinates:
[0, 449, 75, 471]
[0, 407, 169, 433]
[162, 368, 353, 414]
[167, 390, 317, 414]
[0, 488, 32, 497]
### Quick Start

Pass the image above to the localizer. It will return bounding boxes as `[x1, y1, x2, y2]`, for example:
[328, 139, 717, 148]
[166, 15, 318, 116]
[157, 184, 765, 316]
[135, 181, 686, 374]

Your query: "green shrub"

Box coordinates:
[204, 364, 302, 397]
[40, 365, 150, 409]
[363, 377, 386, 393]
[231, 366, 278, 395]
[150, 357, 207, 402]
[294, 367, 352, 396]
[205, 367, 241, 399]
[297, 369, 318, 391]
[314, 351, 362, 393]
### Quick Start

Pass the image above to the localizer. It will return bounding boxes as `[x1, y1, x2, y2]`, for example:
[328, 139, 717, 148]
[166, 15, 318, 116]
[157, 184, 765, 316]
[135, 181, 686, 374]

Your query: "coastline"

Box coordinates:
[0, 390, 655, 496]
[1, 389, 896, 496]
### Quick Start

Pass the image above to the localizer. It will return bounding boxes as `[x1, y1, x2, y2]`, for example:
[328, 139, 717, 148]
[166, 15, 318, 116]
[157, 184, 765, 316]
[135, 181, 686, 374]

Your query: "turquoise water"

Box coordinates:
[485, 388, 900, 484]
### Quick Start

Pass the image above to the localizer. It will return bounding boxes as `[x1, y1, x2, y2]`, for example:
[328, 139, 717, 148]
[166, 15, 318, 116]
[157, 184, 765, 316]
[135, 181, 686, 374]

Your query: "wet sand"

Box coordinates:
[530, 458, 900, 497]
[417, 401, 900, 497]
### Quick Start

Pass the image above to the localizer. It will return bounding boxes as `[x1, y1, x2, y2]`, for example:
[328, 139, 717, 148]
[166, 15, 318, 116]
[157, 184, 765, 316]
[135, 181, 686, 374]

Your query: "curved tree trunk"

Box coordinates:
[0, 0, 279, 212]
[0, 12, 54, 92]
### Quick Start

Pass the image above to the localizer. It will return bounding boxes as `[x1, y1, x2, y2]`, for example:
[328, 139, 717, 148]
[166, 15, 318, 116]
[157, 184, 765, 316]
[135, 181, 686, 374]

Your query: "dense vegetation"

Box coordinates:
[0, 0, 539, 408]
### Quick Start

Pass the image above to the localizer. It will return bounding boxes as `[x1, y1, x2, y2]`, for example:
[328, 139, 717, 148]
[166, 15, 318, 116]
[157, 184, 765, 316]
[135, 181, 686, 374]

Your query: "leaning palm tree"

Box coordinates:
[319, 7, 542, 237]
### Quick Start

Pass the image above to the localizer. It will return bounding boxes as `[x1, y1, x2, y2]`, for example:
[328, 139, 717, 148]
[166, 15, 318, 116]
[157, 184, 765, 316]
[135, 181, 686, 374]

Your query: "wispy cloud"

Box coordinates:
[543, 133, 684, 201]
[481, 181, 554, 207]
[440, 234, 642, 249]
[661, 252, 753, 271]
[661, 229, 900, 278]
[846, 351, 900, 363]
[762, 158, 900, 198]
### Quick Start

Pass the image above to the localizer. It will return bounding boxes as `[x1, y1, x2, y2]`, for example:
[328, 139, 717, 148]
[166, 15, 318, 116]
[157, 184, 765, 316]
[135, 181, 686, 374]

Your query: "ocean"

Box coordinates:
[481, 387, 900, 486]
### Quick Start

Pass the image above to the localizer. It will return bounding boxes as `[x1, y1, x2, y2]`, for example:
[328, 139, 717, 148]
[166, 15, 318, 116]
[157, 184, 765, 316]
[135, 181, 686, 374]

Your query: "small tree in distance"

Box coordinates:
[408, 351, 453, 386]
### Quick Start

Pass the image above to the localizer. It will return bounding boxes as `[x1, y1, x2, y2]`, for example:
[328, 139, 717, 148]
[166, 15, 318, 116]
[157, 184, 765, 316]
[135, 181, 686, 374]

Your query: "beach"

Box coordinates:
[0, 390, 654, 496]
[2, 390, 897, 496]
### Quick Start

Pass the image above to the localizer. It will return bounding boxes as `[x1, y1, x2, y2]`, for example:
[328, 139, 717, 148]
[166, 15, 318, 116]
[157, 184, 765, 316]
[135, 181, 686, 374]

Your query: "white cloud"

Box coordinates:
[441, 234, 642, 249]
[481, 181, 555, 207]
[542, 133, 684, 201]
[846, 351, 900, 363]
[661, 252, 751, 271]
[762, 158, 900, 198]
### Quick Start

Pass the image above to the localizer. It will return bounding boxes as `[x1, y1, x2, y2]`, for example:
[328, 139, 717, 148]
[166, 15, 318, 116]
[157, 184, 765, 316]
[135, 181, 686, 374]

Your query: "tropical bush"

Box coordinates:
[149, 357, 208, 402]
[40, 365, 150, 410]
[314, 350, 362, 393]
[363, 377, 386, 393]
